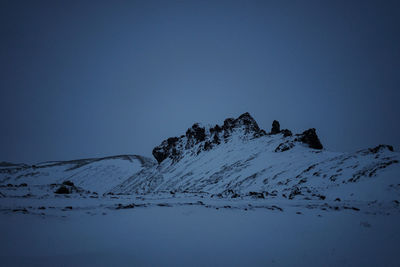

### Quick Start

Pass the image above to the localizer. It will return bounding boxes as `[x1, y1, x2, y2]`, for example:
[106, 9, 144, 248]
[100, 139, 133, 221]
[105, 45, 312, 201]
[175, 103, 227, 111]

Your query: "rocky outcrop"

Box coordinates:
[271, 120, 280, 134]
[270, 120, 292, 137]
[152, 113, 324, 164]
[281, 129, 292, 137]
[152, 112, 266, 164]
[297, 128, 323, 150]
[368, 144, 394, 153]
[221, 112, 265, 137]
[275, 142, 294, 152]
[152, 137, 181, 164]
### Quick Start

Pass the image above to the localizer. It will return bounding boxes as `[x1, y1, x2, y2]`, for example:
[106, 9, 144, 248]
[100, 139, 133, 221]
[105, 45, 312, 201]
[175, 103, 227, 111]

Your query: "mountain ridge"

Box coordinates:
[152, 112, 323, 164]
[0, 112, 398, 202]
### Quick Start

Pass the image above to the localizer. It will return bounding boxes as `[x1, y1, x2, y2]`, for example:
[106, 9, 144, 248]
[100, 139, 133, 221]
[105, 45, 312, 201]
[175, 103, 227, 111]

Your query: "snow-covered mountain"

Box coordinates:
[1, 112, 399, 202]
[1, 113, 400, 267]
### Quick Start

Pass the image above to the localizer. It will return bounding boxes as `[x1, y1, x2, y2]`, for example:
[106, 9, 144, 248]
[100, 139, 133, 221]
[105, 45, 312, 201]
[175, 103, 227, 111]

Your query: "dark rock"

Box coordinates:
[19, 183, 28, 187]
[270, 190, 278, 197]
[236, 112, 261, 133]
[152, 147, 169, 164]
[275, 142, 294, 152]
[335, 198, 341, 202]
[55, 185, 70, 194]
[222, 118, 235, 132]
[298, 178, 307, 184]
[210, 124, 222, 133]
[298, 128, 323, 149]
[369, 144, 394, 153]
[203, 141, 212, 151]
[186, 124, 206, 143]
[289, 187, 301, 199]
[271, 205, 283, 211]
[152, 137, 180, 164]
[157, 203, 171, 207]
[271, 120, 280, 134]
[281, 129, 292, 137]
[249, 192, 264, 198]
[116, 203, 136, 209]
[344, 206, 360, 211]
[212, 134, 220, 145]
[167, 137, 179, 146]
[256, 129, 267, 137]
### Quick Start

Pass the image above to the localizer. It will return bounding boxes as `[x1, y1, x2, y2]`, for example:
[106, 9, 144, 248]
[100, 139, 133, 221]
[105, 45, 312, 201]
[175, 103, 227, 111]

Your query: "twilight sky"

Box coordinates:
[1, 0, 399, 164]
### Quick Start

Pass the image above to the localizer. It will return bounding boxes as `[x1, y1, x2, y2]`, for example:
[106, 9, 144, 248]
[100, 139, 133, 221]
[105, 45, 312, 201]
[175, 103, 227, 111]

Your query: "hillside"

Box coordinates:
[1, 113, 399, 204]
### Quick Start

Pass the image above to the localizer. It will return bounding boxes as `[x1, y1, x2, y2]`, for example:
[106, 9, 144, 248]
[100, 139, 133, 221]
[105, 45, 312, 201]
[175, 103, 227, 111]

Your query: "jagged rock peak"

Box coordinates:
[152, 112, 266, 164]
[271, 120, 280, 134]
[152, 113, 325, 164]
[298, 128, 323, 150]
[221, 112, 265, 136]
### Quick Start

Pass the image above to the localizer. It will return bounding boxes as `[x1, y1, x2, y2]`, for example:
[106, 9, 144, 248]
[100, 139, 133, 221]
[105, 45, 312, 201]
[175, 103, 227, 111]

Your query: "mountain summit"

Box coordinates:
[152, 112, 323, 164]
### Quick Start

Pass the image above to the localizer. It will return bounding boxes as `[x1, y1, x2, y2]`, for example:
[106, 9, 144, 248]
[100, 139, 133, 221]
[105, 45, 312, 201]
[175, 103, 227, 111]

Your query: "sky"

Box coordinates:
[1, 0, 399, 164]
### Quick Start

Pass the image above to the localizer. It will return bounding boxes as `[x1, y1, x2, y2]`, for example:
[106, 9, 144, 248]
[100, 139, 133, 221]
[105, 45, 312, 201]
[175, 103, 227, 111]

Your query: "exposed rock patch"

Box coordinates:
[281, 129, 292, 137]
[275, 142, 294, 152]
[297, 128, 323, 149]
[369, 144, 394, 153]
[271, 120, 280, 134]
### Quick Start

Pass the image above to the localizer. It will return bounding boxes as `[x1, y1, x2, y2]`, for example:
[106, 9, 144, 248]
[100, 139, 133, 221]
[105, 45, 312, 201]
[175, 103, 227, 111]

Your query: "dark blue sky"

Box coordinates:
[1, 0, 399, 163]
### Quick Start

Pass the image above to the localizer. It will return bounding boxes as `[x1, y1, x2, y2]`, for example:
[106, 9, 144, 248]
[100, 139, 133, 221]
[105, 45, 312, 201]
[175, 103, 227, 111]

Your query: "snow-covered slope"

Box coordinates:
[0, 113, 399, 202]
[111, 114, 399, 202]
[0, 155, 154, 194]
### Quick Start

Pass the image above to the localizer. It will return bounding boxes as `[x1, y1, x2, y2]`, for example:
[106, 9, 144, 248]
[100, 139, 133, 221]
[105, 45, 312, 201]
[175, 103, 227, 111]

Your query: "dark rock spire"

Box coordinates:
[271, 120, 280, 134]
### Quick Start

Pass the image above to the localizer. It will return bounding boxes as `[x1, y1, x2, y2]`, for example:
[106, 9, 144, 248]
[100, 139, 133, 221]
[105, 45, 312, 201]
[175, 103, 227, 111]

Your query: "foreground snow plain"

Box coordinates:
[1, 192, 400, 267]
